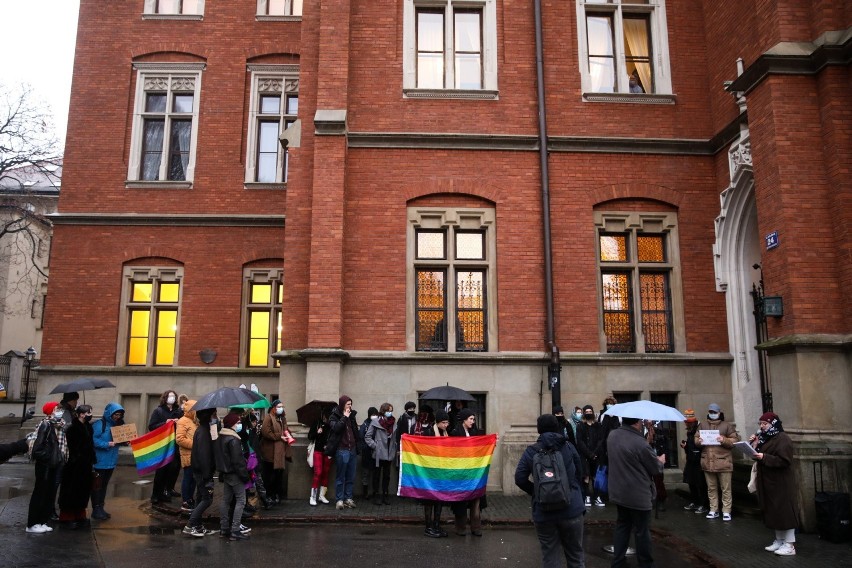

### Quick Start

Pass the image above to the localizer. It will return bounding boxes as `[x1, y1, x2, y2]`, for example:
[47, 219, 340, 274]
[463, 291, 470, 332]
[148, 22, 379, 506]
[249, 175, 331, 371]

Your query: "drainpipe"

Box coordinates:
[534, 0, 561, 409]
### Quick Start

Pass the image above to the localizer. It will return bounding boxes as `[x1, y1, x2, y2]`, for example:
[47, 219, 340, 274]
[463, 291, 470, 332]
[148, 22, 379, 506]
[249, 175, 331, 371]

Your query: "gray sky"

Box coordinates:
[1, 0, 80, 147]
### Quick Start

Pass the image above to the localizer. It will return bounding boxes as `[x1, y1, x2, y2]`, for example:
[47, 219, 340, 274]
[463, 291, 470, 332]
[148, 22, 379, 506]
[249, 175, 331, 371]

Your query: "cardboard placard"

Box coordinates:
[111, 423, 138, 444]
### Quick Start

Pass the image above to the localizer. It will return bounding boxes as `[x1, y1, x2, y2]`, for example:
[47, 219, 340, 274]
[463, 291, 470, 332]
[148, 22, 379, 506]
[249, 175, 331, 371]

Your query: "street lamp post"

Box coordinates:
[20, 346, 37, 425]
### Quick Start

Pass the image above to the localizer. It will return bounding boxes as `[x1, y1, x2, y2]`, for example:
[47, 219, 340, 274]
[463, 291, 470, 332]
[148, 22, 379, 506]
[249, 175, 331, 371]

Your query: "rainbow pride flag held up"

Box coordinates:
[129, 420, 177, 476]
[398, 433, 497, 502]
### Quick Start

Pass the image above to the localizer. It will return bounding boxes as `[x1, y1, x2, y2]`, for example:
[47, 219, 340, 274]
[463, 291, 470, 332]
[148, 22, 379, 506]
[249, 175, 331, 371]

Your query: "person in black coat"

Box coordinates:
[394, 400, 418, 448]
[358, 406, 379, 499]
[215, 412, 251, 541]
[26, 401, 67, 533]
[449, 408, 487, 536]
[148, 389, 183, 504]
[680, 409, 709, 514]
[58, 405, 96, 528]
[184, 408, 216, 536]
[0, 439, 28, 464]
[575, 404, 604, 507]
[325, 395, 360, 508]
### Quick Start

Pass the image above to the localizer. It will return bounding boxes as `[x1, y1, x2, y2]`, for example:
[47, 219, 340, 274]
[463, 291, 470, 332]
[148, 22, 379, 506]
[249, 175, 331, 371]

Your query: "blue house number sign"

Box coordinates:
[765, 231, 779, 250]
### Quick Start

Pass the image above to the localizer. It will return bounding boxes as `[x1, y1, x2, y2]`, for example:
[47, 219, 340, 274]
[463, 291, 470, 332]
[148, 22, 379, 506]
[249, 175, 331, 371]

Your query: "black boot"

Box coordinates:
[433, 504, 447, 537]
[361, 484, 369, 499]
[424, 507, 439, 537]
[381, 492, 391, 505]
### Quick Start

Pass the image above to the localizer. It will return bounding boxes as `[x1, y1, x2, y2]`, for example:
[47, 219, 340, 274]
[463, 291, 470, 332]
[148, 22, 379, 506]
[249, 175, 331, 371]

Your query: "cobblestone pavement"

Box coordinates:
[2, 421, 850, 566]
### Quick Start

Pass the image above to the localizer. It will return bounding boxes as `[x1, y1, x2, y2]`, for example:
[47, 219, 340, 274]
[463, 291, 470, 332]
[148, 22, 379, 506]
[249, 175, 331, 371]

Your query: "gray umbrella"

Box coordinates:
[419, 385, 476, 402]
[49, 378, 116, 394]
[193, 387, 266, 411]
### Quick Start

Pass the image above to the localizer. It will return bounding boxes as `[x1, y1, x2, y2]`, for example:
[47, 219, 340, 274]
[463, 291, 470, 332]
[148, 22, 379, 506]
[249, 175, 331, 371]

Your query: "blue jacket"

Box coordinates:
[515, 431, 586, 522]
[93, 402, 125, 470]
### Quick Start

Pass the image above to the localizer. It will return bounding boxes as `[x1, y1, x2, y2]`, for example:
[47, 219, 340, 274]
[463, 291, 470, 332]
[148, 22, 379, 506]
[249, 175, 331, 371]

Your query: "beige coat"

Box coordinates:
[175, 401, 197, 469]
[260, 412, 292, 469]
[694, 419, 740, 472]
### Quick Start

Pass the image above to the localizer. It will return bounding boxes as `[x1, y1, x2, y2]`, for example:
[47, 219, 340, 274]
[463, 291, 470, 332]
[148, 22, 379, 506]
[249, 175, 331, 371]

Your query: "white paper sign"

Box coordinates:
[734, 441, 758, 457]
[699, 430, 721, 445]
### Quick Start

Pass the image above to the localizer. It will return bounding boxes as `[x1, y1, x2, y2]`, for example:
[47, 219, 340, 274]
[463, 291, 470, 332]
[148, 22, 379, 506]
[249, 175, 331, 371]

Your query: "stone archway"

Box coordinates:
[713, 130, 763, 427]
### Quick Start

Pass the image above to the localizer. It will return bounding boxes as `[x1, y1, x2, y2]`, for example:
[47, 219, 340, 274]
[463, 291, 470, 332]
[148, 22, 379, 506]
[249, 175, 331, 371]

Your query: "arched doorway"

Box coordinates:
[713, 131, 762, 427]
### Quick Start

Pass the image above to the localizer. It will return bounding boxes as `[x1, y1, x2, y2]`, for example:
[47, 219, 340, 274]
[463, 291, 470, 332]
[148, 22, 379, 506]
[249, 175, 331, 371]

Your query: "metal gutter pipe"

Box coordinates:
[534, 0, 561, 409]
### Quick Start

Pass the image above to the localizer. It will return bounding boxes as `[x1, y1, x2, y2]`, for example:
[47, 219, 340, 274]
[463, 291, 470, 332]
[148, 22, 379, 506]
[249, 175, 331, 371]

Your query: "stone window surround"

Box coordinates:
[240, 267, 284, 368]
[126, 62, 206, 188]
[575, 0, 674, 103]
[402, 0, 499, 99]
[142, 0, 205, 19]
[594, 211, 685, 354]
[256, 0, 303, 21]
[407, 206, 498, 352]
[116, 266, 184, 367]
[244, 65, 300, 188]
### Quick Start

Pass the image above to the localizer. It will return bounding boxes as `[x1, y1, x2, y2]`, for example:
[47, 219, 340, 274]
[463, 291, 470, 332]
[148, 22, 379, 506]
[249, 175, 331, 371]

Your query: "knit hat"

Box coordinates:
[537, 414, 560, 434]
[759, 412, 779, 423]
[339, 395, 352, 409]
[43, 401, 60, 415]
[552, 405, 564, 415]
[434, 410, 449, 423]
[457, 408, 475, 422]
[223, 412, 241, 429]
[271, 399, 282, 408]
[683, 409, 697, 423]
[708, 403, 721, 413]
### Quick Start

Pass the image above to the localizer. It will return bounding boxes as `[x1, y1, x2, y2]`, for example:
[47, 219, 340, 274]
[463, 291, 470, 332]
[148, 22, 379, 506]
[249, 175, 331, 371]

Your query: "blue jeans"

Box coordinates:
[535, 515, 585, 568]
[612, 505, 654, 568]
[181, 466, 196, 503]
[335, 449, 357, 501]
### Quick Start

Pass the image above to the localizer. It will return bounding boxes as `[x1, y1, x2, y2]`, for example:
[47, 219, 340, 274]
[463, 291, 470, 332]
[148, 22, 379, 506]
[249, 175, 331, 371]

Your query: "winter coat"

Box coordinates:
[365, 418, 398, 465]
[575, 420, 603, 477]
[694, 419, 740, 473]
[191, 421, 216, 481]
[260, 412, 289, 469]
[148, 403, 182, 432]
[514, 431, 586, 523]
[682, 426, 703, 484]
[59, 419, 95, 511]
[756, 432, 799, 530]
[325, 407, 360, 457]
[607, 425, 664, 511]
[175, 410, 198, 469]
[308, 418, 330, 454]
[93, 402, 125, 470]
[394, 411, 417, 447]
[597, 415, 620, 466]
[215, 429, 250, 485]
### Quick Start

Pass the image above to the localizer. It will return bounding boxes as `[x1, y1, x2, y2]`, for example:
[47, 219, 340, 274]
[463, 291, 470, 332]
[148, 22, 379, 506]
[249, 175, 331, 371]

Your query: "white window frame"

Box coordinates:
[240, 268, 284, 368]
[116, 266, 184, 367]
[127, 63, 205, 187]
[256, 0, 303, 20]
[143, 0, 205, 19]
[245, 65, 299, 187]
[402, 0, 498, 99]
[593, 211, 685, 354]
[407, 207, 498, 352]
[576, 0, 674, 103]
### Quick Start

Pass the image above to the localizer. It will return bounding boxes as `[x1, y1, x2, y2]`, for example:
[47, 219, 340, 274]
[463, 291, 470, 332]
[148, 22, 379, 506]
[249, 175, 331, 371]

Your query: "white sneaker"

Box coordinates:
[594, 497, 605, 507]
[584, 496, 591, 507]
[336, 500, 344, 510]
[683, 502, 696, 511]
[764, 539, 784, 552]
[774, 543, 796, 556]
[26, 525, 48, 534]
[40, 524, 53, 532]
[722, 513, 732, 521]
[705, 511, 719, 519]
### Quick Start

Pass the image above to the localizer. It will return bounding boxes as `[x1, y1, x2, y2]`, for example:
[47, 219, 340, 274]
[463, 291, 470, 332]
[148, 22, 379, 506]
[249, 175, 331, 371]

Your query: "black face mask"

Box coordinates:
[406, 410, 415, 417]
[84, 415, 93, 423]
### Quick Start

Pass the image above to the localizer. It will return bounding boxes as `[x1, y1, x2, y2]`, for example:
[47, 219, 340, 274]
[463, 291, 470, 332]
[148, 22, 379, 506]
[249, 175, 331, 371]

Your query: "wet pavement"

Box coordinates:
[2, 421, 850, 567]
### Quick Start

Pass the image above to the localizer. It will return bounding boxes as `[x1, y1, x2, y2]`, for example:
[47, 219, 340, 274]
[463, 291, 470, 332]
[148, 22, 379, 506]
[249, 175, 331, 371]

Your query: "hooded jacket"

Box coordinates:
[325, 404, 359, 457]
[514, 431, 586, 522]
[175, 400, 197, 468]
[93, 402, 125, 470]
[191, 417, 216, 481]
[215, 428, 249, 484]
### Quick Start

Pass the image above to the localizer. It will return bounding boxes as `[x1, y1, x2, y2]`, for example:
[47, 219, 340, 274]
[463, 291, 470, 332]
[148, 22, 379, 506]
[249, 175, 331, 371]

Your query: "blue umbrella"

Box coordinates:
[602, 400, 685, 422]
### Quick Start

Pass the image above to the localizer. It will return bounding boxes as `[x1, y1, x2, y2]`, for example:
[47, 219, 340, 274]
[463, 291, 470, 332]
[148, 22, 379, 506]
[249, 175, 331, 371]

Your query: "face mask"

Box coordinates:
[406, 410, 415, 416]
[234, 423, 243, 433]
[584, 414, 594, 421]
[574, 412, 582, 420]
[53, 410, 64, 420]
[384, 411, 393, 418]
[370, 415, 378, 420]
[708, 412, 720, 420]
[84, 415, 93, 423]
[276, 407, 284, 415]
[167, 395, 176, 405]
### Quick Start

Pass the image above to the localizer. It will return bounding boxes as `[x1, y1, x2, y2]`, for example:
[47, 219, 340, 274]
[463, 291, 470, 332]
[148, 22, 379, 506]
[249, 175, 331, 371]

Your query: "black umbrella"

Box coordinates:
[49, 378, 116, 394]
[419, 385, 476, 402]
[193, 387, 265, 411]
[296, 400, 337, 426]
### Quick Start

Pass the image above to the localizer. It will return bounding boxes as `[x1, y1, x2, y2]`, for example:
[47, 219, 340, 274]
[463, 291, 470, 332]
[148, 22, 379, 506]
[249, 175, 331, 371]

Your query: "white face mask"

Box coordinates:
[234, 423, 243, 433]
[708, 412, 720, 420]
[370, 415, 378, 420]
[276, 407, 284, 415]
[53, 410, 64, 420]
[166, 395, 176, 405]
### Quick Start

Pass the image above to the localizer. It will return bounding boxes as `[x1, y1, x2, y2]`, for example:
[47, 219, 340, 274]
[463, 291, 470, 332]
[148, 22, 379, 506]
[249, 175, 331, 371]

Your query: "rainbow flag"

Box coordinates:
[129, 420, 177, 476]
[398, 433, 497, 502]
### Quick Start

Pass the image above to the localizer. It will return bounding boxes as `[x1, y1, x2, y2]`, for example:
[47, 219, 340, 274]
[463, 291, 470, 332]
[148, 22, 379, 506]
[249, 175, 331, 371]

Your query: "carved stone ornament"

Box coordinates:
[258, 78, 283, 93]
[730, 141, 752, 172]
[171, 77, 196, 92]
[144, 77, 170, 91]
[285, 79, 299, 93]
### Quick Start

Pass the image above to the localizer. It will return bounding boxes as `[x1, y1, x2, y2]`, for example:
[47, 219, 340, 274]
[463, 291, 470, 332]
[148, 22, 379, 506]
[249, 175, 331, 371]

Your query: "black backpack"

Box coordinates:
[532, 444, 572, 511]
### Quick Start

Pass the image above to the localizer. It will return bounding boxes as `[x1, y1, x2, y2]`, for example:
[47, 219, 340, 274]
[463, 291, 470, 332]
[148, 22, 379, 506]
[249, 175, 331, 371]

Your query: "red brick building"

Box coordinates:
[41, 1, 849, 519]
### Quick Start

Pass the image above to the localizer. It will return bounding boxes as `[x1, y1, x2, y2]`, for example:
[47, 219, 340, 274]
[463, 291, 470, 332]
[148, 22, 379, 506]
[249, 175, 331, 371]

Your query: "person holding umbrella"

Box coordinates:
[182, 408, 217, 538]
[58, 392, 79, 431]
[58, 404, 95, 529]
[308, 407, 332, 506]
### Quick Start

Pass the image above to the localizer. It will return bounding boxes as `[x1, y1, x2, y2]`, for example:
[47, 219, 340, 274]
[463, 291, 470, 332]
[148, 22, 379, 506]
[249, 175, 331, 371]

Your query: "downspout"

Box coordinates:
[534, 0, 561, 409]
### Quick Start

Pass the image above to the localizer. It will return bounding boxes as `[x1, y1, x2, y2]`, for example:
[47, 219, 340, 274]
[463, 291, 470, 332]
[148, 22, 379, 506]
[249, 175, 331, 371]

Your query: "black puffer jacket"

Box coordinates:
[325, 407, 359, 457]
[148, 403, 183, 432]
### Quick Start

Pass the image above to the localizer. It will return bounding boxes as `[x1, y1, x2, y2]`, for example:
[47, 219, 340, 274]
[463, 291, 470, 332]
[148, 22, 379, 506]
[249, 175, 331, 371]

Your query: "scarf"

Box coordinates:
[379, 415, 395, 435]
[755, 417, 783, 451]
[46, 417, 69, 462]
[413, 417, 432, 436]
